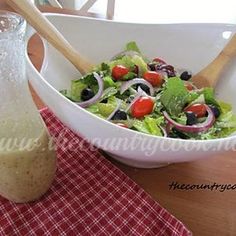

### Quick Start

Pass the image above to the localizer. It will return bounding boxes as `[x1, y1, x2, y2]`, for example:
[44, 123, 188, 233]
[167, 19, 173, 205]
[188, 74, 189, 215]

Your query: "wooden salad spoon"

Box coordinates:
[6, 0, 236, 88]
[6, 0, 93, 75]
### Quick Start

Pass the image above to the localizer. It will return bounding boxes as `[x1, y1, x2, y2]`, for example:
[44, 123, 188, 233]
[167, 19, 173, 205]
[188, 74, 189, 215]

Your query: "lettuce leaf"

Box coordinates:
[218, 101, 232, 114]
[109, 55, 148, 76]
[70, 80, 87, 102]
[97, 96, 117, 117]
[69, 73, 100, 102]
[109, 55, 135, 70]
[187, 87, 220, 109]
[160, 77, 189, 116]
[199, 101, 236, 139]
[216, 101, 236, 130]
[125, 41, 141, 53]
[131, 55, 148, 75]
[60, 89, 76, 102]
[100, 87, 118, 101]
[93, 62, 111, 76]
[103, 76, 117, 89]
[97, 103, 116, 117]
[202, 87, 220, 109]
[133, 116, 163, 136]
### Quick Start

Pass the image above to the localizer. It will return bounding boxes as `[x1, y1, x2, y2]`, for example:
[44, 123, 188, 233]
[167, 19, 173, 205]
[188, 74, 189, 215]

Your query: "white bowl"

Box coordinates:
[26, 13, 236, 168]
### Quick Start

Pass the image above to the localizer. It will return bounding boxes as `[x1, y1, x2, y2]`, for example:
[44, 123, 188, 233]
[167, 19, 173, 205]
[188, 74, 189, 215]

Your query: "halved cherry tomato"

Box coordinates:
[184, 82, 194, 91]
[143, 71, 164, 87]
[116, 123, 128, 128]
[153, 57, 166, 64]
[112, 65, 129, 80]
[131, 97, 154, 118]
[184, 104, 207, 118]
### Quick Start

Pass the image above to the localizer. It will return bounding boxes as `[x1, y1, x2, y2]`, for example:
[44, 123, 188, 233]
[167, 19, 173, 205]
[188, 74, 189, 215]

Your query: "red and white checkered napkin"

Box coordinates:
[0, 108, 191, 236]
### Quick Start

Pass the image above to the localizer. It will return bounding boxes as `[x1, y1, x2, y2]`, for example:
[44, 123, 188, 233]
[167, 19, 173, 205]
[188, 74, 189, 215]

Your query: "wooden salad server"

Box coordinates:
[6, 0, 94, 75]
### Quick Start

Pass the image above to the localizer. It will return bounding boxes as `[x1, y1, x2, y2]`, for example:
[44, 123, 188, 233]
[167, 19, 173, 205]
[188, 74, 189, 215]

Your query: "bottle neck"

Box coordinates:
[0, 11, 44, 140]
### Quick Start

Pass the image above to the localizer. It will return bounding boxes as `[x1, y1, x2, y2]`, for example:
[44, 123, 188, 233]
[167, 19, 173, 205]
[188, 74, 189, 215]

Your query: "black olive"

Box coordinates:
[80, 88, 95, 101]
[185, 111, 198, 125]
[111, 110, 127, 120]
[135, 83, 150, 94]
[180, 71, 192, 81]
[208, 105, 221, 118]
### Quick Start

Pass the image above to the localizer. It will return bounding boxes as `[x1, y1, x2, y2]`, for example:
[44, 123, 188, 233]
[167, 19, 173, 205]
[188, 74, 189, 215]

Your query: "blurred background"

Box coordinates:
[34, 0, 236, 23]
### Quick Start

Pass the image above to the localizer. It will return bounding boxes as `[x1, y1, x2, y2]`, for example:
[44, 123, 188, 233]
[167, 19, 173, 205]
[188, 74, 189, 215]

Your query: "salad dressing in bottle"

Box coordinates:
[0, 11, 56, 203]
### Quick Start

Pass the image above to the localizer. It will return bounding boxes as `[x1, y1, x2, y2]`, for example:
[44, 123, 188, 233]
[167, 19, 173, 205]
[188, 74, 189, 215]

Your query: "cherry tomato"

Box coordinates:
[153, 57, 166, 64]
[116, 123, 128, 128]
[184, 104, 207, 118]
[143, 71, 164, 87]
[112, 65, 129, 80]
[131, 97, 154, 118]
[184, 82, 194, 91]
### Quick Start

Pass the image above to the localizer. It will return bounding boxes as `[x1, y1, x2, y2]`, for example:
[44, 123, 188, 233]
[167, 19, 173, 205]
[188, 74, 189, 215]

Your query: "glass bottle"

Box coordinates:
[0, 11, 56, 203]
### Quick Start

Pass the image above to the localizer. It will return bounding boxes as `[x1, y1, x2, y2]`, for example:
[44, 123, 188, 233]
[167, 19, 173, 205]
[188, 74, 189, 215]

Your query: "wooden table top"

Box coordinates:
[1, 1, 236, 235]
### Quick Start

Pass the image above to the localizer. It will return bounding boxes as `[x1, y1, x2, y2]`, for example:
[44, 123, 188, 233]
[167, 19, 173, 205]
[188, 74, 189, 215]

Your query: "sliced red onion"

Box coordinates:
[110, 50, 141, 61]
[165, 122, 173, 135]
[106, 99, 122, 121]
[120, 78, 154, 96]
[156, 69, 168, 79]
[163, 105, 215, 133]
[159, 126, 167, 137]
[76, 72, 104, 108]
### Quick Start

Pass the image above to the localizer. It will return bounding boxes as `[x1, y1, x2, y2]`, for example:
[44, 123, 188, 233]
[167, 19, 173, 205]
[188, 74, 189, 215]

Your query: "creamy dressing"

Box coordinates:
[0, 126, 56, 203]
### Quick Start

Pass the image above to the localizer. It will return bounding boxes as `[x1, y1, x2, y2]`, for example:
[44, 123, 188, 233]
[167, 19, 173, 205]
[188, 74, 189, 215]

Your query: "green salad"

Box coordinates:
[61, 42, 236, 140]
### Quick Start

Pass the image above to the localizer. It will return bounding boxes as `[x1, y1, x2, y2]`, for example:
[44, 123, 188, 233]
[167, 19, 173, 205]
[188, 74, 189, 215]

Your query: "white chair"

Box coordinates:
[48, 0, 115, 19]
